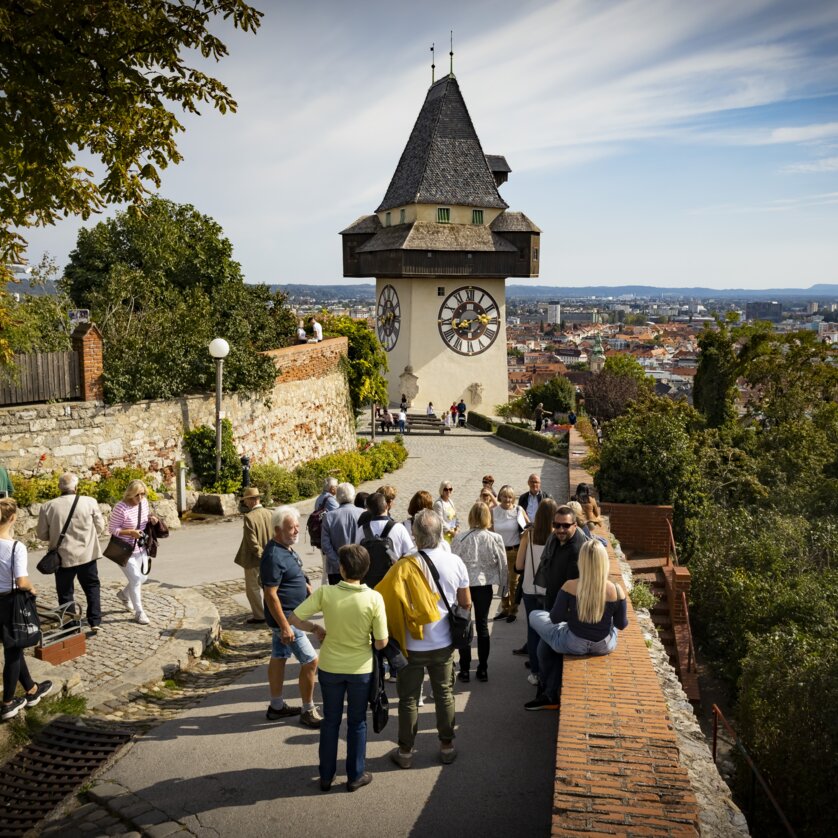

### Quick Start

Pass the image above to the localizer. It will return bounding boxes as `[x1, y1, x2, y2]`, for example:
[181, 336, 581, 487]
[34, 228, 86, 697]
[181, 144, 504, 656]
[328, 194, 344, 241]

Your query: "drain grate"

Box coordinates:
[0, 717, 132, 837]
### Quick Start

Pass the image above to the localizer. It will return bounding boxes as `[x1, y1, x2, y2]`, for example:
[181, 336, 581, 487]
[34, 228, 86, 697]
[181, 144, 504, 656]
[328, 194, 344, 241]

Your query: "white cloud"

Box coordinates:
[782, 156, 838, 173]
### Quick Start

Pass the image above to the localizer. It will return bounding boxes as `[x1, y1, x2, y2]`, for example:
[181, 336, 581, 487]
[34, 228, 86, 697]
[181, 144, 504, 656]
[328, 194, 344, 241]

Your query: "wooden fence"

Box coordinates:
[0, 351, 81, 406]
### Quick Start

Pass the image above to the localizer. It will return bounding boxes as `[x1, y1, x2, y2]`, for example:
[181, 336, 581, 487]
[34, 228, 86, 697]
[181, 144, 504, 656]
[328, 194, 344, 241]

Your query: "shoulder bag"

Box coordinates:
[36, 493, 80, 575]
[526, 536, 546, 608]
[3, 542, 42, 649]
[103, 503, 140, 566]
[419, 550, 474, 649]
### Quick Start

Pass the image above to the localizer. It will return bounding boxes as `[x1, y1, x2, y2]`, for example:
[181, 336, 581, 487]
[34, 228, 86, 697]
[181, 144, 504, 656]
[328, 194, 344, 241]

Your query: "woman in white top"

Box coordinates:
[515, 498, 558, 683]
[426, 402, 435, 417]
[451, 502, 507, 682]
[0, 498, 53, 721]
[433, 481, 458, 541]
[491, 485, 529, 622]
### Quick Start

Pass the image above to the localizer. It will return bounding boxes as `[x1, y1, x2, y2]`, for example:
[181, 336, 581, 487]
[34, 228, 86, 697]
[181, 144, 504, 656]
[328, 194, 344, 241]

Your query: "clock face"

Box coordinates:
[437, 285, 500, 356]
[376, 284, 401, 351]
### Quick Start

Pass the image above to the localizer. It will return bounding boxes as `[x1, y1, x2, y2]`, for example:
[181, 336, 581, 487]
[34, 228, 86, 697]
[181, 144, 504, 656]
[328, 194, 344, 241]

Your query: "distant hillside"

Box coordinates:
[269, 283, 375, 302]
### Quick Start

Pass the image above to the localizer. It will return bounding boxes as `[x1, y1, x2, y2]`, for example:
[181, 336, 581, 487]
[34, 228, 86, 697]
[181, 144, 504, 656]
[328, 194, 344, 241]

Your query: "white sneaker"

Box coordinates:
[418, 691, 425, 707]
[136, 612, 150, 625]
[527, 673, 540, 686]
[117, 589, 133, 612]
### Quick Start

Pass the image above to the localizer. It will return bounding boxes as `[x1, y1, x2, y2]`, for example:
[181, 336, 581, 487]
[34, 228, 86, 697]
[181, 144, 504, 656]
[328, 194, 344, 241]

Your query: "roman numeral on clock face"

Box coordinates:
[437, 286, 500, 356]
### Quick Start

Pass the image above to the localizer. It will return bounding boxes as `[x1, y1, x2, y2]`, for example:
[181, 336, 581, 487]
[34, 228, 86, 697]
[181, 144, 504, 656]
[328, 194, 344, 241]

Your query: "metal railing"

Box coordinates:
[711, 704, 797, 837]
[680, 591, 697, 674]
[665, 516, 679, 566]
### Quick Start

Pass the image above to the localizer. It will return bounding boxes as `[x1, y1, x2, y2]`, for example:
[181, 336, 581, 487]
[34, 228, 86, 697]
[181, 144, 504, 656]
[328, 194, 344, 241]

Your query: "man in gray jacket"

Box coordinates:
[37, 473, 105, 633]
[321, 483, 362, 585]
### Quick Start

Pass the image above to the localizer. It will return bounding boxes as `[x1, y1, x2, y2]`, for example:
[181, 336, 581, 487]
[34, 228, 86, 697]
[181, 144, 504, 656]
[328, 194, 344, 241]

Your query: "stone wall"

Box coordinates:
[0, 338, 355, 485]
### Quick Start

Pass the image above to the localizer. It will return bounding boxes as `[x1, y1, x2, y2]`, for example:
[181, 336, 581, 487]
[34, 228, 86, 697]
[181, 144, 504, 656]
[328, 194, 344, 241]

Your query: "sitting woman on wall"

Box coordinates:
[572, 482, 601, 527]
[525, 539, 627, 711]
[109, 480, 158, 626]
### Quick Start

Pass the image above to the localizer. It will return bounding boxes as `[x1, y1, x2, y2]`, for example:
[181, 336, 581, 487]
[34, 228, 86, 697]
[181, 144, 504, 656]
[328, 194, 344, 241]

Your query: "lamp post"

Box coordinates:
[208, 338, 230, 483]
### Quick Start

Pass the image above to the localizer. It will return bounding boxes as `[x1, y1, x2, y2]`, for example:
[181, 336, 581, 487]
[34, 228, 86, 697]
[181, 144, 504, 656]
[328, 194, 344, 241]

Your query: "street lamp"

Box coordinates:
[208, 338, 230, 483]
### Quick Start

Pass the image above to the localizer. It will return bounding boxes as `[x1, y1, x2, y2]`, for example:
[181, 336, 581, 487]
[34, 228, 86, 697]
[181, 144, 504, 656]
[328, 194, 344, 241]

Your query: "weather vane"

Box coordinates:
[431, 42, 435, 84]
[449, 30, 454, 76]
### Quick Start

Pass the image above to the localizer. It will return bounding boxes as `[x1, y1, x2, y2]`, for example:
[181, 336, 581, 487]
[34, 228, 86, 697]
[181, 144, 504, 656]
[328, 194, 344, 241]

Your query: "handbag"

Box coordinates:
[369, 644, 389, 733]
[3, 542, 42, 649]
[419, 550, 474, 649]
[37, 493, 80, 575]
[104, 502, 141, 566]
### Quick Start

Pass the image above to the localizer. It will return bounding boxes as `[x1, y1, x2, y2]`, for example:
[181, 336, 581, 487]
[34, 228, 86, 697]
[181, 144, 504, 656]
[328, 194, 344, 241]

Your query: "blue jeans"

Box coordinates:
[521, 593, 543, 675]
[529, 610, 619, 700]
[318, 669, 372, 783]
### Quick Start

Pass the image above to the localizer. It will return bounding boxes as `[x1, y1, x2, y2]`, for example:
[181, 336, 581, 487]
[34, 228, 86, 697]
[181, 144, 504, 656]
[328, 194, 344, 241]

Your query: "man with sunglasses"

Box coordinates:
[524, 506, 586, 710]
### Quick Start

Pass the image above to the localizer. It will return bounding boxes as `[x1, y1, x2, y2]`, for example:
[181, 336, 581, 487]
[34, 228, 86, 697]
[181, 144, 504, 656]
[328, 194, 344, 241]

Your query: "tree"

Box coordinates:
[322, 314, 388, 414]
[0, 0, 261, 372]
[603, 354, 653, 389]
[526, 375, 575, 415]
[582, 371, 645, 422]
[62, 199, 295, 403]
[693, 319, 739, 427]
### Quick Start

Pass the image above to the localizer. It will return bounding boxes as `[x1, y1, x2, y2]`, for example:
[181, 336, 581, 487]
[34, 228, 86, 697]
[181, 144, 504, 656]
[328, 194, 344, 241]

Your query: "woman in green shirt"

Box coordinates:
[292, 544, 388, 793]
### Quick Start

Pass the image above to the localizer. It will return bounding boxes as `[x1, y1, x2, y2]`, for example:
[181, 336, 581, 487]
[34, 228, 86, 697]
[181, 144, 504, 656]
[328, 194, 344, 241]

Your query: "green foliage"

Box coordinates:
[250, 463, 299, 505]
[629, 579, 658, 611]
[495, 396, 531, 423]
[595, 397, 708, 554]
[736, 629, 838, 838]
[11, 468, 158, 507]
[63, 198, 295, 403]
[183, 419, 241, 491]
[466, 411, 496, 432]
[694, 320, 738, 428]
[526, 375, 576, 414]
[496, 423, 568, 459]
[602, 354, 654, 390]
[323, 314, 388, 413]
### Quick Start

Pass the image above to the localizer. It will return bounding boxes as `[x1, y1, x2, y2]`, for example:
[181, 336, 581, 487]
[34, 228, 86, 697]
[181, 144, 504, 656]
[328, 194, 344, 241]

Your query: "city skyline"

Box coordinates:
[20, 0, 838, 290]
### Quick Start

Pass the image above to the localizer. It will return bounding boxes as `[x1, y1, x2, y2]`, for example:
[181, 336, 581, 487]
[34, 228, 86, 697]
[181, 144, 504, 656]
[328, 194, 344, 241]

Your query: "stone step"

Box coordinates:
[627, 556, 669, 572]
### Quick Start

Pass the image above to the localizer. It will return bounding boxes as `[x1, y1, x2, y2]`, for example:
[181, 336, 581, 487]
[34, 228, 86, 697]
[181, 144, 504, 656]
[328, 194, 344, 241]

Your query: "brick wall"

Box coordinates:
[556, 430, 700, 834]
[71, 323, 104, 402]
[264, 337, 347, 384]
[600, 501, 673, 556]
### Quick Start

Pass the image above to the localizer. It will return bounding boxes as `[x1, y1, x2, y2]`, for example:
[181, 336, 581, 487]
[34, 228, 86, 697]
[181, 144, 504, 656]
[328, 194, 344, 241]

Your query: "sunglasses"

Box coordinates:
[553, 521, 574, 529]
[443, 487, 453, 492]
[482, 480, 493, 484]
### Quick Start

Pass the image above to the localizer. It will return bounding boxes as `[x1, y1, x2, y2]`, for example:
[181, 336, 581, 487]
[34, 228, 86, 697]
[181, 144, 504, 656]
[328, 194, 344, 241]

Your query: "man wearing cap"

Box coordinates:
[235, 487, 273, 623]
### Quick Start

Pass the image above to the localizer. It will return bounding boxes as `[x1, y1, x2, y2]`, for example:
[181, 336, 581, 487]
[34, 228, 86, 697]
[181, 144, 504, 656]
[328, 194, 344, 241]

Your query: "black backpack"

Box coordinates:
[360, 519, 396, 589]
[306, 497, 329, 548]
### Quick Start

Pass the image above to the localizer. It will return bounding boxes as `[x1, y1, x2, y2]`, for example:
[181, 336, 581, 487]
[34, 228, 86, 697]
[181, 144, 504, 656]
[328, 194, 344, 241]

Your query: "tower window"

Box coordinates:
[437, 287, 445, 296]
[472, 209, 483, 225]
[437, 207, 451, 223]
[400, 209, 406, 224]
[533, 247, 539, 260]
[385, 211, 391, 227]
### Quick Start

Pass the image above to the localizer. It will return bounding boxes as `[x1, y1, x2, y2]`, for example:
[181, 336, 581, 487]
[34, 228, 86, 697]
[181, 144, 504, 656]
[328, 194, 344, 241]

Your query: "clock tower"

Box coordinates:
[341, 74, 540, 412]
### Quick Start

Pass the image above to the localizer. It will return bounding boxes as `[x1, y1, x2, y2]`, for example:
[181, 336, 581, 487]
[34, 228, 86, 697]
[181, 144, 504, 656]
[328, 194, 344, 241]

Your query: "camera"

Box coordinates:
[136, 531, 148, 549]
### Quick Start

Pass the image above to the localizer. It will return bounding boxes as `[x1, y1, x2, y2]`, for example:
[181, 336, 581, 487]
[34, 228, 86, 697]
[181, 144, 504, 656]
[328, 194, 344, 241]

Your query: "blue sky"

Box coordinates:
[23, 0, 838, 289]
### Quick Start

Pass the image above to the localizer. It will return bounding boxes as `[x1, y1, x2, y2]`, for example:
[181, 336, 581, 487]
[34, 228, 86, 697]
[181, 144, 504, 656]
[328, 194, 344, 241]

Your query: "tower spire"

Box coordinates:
[430, 42, 435, 84]
[449, 31, 454, 76]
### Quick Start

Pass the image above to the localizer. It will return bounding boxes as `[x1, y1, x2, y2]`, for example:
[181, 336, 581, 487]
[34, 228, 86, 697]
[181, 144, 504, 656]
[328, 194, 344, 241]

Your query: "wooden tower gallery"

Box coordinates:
[340, 72, 540, 412]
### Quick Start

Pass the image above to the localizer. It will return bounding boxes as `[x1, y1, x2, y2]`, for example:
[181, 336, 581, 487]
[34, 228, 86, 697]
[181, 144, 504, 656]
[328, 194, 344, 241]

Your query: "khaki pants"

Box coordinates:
[500, 547, 520, 616]
[397, 646, 456, 750]
[243, 565, 264, 620]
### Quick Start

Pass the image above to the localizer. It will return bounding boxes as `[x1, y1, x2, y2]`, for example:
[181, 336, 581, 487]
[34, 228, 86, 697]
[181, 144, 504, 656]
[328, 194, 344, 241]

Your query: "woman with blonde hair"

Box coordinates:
[525, 540, 627, 711]
[109, 480, 158, 625]
[451, 502, 506, 682]
[490, 485, 528, 622]
[565, 501, 592, 538]
[433, 481, 458, 540]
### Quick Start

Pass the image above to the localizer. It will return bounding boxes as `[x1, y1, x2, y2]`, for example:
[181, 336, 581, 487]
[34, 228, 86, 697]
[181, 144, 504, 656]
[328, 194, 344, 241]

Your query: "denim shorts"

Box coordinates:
[271, 625, 317, 663]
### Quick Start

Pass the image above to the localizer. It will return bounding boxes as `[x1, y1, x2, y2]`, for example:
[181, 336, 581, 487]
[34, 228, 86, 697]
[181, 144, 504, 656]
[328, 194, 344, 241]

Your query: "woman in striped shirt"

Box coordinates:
[109, 480, 157, 625]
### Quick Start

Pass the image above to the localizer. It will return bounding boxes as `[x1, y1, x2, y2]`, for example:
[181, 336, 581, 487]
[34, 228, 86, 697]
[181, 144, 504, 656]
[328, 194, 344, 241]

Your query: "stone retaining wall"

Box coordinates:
[0, 338, 355, 485]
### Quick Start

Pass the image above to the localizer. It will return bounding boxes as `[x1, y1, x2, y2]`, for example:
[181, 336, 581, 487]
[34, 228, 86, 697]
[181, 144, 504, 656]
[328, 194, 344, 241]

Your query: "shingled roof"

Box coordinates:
[356, 221, 517, 253]
[490, 211, 541, 233]
[376, 76, 508, 213]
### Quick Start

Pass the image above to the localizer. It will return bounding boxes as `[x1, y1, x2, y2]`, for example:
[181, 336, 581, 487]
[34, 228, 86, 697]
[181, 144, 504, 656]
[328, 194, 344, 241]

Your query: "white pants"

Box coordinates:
[120, 549, 150, 615]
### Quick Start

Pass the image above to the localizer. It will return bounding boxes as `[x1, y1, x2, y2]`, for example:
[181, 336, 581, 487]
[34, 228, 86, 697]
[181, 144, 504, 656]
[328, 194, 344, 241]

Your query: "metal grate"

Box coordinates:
[0, 718, 132, 837]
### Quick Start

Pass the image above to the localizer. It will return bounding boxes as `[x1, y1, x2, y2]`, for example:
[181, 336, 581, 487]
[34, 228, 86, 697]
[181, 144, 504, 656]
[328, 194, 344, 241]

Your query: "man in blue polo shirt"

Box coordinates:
[260, 505, 322, 728]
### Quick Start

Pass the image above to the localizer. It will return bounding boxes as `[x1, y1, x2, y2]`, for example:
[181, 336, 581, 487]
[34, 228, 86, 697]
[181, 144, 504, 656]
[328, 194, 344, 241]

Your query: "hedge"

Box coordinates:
[496, 422, 568, 459]
[466, 411, 496, 432]
[10, 467, 160, 507]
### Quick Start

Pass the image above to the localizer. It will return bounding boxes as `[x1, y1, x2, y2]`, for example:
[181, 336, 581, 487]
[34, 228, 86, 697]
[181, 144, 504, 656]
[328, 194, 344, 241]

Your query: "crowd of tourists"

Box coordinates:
[0, 466, 626, 795]
[239, 474, 626, 792]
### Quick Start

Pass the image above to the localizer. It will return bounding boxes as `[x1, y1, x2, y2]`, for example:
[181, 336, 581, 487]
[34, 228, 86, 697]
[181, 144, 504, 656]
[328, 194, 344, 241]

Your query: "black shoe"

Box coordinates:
[266, 704, 301, 720]
[492, 612, 509, 621]
[506, 614, 517, 623]
[246, 617, 266, 624]
[457, 671, 470, 683]
[524, 660, 531, 669]
[347, 772, 373, 792]
[1, 697, 26, 721]
[476, 667, 488, 682]
[512, 645, 528, 656]
[25, 681, 54, 707]
[320, 775, 335, 792]
[525, 693, 559, 711]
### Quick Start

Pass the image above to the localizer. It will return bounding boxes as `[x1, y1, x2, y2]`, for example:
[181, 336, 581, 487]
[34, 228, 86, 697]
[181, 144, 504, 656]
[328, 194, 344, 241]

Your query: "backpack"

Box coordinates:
[360, 519, 396, 589]
[306, 497, 329, 548]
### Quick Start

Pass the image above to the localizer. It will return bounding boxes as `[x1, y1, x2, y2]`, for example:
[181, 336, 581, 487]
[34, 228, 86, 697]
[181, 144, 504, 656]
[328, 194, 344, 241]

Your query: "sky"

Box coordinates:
[21, 0, 838, 290]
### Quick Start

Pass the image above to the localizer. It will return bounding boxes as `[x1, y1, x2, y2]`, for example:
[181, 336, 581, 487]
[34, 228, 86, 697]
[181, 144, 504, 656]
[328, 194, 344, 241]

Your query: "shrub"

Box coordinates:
[250, 463, 298, 505]
[496, 423, 567, 458]
[467, 411, 496, 432]
[10, 468, 158, 507]
[629, 579, 658, 611]
[183, 418, 241, 492]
